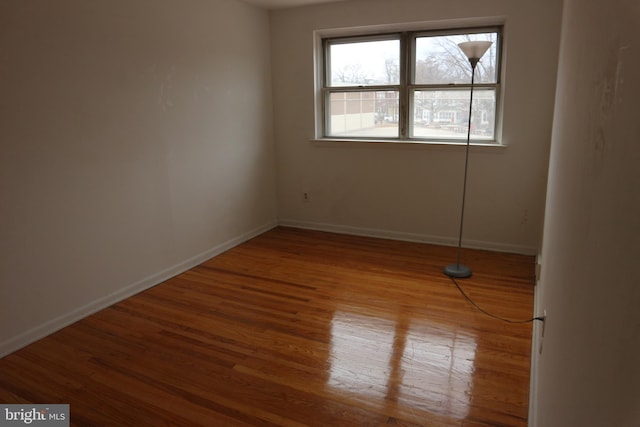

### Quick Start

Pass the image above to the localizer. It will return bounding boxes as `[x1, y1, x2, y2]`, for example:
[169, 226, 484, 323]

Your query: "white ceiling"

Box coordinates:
[242, 0, 348, 10]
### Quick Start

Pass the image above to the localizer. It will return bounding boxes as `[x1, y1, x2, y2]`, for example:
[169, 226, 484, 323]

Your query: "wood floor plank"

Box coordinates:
[0, 227, 535, 426]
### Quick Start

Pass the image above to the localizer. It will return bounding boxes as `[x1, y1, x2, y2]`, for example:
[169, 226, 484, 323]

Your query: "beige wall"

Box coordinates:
[533, 0, 640, 425]
[0, 0, 278, 356]
[271, 0, 563, 254]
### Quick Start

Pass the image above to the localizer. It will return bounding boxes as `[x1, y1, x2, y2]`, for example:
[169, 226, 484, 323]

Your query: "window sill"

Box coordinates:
[311, 138, 505, 148]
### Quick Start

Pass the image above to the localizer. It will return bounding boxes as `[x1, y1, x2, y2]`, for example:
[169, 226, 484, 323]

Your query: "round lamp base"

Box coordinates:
[444, 264, 472, 278]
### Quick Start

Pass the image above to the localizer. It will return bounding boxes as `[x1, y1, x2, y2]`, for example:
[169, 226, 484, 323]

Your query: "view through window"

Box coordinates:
[321, 28, 501, 143]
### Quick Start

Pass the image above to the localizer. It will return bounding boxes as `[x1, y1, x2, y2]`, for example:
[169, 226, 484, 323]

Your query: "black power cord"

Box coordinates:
[449, 276, 546, 324]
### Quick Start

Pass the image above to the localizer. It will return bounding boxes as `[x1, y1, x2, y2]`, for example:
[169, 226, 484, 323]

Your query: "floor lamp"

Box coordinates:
[444, 40, 493, 278]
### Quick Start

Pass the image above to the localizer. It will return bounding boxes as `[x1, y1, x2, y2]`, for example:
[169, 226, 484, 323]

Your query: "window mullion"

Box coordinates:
[399, 32, 411, 139]
[324, 85, 400, 92]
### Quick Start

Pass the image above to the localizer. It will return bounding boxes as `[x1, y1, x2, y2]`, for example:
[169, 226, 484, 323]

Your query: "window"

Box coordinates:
[319, 27, 501, 144]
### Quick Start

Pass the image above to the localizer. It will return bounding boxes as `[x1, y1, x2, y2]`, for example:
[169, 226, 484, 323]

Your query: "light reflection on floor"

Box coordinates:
[328, 310, 477, 419]
[328, 311, 395, 398]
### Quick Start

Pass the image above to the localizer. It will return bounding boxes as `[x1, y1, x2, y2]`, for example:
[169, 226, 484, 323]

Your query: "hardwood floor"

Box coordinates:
[0, 227, 536, 426]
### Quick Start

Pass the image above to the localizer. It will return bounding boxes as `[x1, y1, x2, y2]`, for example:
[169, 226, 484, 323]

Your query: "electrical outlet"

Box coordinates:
[303, 192, 311, 202]
[539, 309, 547, 355]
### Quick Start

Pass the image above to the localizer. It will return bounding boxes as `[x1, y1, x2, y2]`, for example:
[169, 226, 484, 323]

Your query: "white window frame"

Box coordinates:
[314, 25, 503, 145]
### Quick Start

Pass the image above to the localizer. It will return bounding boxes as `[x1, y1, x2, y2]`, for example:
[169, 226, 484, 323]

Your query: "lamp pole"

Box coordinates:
[444, 41, 493, 279]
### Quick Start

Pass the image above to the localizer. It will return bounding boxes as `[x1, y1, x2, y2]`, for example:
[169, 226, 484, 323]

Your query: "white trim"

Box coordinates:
[0, 221, 277, 358]
[314, 16, 507, 39]
[528, 255, 543, 427]
[278, 219, 537, 255]
[0, 218, 536, 358]
[310, 138, 506, 148]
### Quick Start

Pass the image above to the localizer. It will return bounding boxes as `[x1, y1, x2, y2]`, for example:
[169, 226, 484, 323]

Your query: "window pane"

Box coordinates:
[327, 91, 399, 138]
[412, 89, 496, 140]
[329, 39, 400, 86]
[414, 32, 498, 85]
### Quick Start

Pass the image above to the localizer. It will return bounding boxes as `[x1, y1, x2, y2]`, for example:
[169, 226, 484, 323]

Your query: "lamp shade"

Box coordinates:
[458, 41, 492, 61]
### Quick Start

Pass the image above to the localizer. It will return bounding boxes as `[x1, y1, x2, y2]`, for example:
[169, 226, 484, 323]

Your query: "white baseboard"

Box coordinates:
[278, 219, 538, 255]
[0, 221, 277, 358]
[1, 218, 535, 358]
